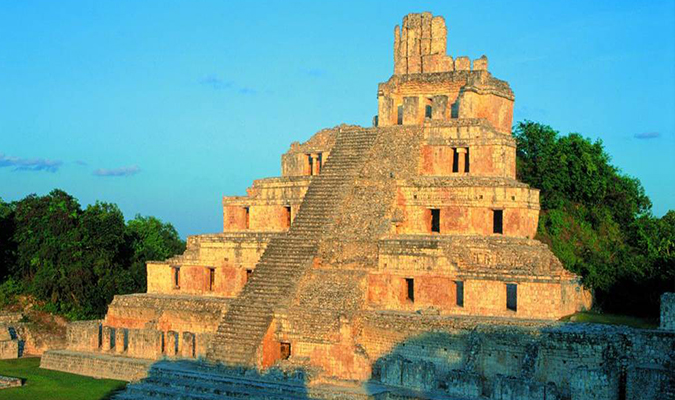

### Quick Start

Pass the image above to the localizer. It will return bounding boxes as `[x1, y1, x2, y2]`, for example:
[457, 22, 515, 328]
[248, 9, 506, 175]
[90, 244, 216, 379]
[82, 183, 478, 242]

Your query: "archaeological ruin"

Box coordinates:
[38, 12, 674, 400]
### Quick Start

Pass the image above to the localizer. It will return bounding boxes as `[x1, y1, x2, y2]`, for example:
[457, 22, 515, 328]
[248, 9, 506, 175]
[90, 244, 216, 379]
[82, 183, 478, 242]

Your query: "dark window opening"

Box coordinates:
[280, 342, 291, 360]
[123, 329, 129, 352]
[98, 324, 103, 349]
[451, 101, 459, 118]
[397, 105, 403, 125]
[306, 154, 313, 175]
[465, 148, 470, 173]
[246, 269, 252, 282]
[405, 278, 415, 302]
[208, 268, 215, 291]
[506, 283, 517, 311]
[452, 148, 459, 173]
[425, 104, 432, 119]
[493, 209, 503, 234]
[244, 207, 250, 229]
[285, 206, 292, 228]
[160, 332, 165, 354]
[455, 281, 464, 307]
[173, 267, 180, 289]
[431, 209, 440, 233]
[110, 328, 116, 349]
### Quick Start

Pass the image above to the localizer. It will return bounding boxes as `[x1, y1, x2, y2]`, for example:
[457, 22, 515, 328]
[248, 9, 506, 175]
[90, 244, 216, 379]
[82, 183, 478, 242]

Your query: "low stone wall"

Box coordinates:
[364, 316, 675, 400]
[0, 375, 22, 389]
[0, 312, 22, 325]
[661, 292, 675, 330]
[59, 319, 215, 361]
[40, 350, 154, 381]
[0, 339, 19, 359]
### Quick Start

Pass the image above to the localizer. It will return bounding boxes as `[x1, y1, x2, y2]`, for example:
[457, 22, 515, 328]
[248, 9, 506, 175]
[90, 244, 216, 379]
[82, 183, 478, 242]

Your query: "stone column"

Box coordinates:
[456, 148, 467, 173]
[166, 331, 179, 356]
[403, 96, 420, 125]
[310, 153, 319, 175]
[102, 326, 115, 352]
[181, 332, 196, 358]
[114, 328, 126, 353]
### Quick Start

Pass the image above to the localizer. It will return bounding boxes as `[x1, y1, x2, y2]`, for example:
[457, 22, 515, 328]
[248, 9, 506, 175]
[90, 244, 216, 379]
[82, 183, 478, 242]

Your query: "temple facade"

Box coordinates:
[40, 13, 626, 397]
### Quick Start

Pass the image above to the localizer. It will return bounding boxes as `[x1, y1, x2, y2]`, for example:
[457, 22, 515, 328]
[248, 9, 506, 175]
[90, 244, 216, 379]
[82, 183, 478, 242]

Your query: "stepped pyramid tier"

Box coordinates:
[41, 12, 595, 391]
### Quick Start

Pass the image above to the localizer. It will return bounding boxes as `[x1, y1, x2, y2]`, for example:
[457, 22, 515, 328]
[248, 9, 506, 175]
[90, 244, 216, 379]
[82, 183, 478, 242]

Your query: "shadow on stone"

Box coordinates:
[116, 358, 311, 399]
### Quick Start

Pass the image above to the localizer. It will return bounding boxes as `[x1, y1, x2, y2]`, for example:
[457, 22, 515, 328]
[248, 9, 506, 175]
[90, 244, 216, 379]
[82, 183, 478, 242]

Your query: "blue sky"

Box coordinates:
[1, 0, 674, 238]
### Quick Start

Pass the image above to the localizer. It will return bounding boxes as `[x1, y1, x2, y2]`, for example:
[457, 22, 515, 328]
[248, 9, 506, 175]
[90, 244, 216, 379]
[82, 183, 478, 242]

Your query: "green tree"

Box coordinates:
[515, 121, 672, 316]
[12, 190, 82, 309]
[125, 215, 185, 291]
[71, 202, 132, 318]
[0, 197, 17, 281]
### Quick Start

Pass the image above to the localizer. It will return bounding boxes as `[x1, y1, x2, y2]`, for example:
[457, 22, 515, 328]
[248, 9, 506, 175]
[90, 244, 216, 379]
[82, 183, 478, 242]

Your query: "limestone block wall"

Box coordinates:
[223, 177, 311, 232]
[378, 75, 466, 126]
[148, 233, 274, 297]
[281, 126, 343, 177]
[420, 143, 516, 178]
[103, 293, 229, 334]
[366, 274, 581, 320]
[458, 87, 514, 134]
[0, 339, 18, 359]
[369, 236, 590, 319]
[377, 71, 513, 130]
[66, 320, 102, 352]
[420, 120, 517, 179]
[60, 315, 216, 363]
[359, 315, 674, 400]
[394, 180, 540, 238]
[40, 350, 154, 381]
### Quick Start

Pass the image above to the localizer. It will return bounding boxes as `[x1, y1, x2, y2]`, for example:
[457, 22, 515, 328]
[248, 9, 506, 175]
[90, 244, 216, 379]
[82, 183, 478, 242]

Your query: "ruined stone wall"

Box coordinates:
[369, 236, 590, 319]
[361, 314, 674, 400]
[393, 13, 455, 75]
[147, 233, 275, 297]
[394, 179, 539, 238]
[103, 293, 229, 334]
[40, 350, 154, 381]
[458, 86, 515, 135]
[377, 71, 513, 130]
[223, 177, 310, 232]
[0, 339, 18, 359]
[281, 126, 343, 176]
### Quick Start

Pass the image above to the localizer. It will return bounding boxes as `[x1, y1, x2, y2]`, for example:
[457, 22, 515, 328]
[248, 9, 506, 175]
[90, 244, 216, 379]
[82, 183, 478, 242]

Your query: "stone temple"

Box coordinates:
[40, 13, 674, 400]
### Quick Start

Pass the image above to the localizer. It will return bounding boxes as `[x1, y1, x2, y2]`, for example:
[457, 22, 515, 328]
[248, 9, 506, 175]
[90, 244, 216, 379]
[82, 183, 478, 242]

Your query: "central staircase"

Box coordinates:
[207, 126, 378, 365]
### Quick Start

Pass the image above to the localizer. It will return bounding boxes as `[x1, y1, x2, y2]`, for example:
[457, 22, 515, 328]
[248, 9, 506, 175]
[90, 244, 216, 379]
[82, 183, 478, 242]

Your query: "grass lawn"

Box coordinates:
[561, 311, 658, 329]
[0, 357, 127, 400]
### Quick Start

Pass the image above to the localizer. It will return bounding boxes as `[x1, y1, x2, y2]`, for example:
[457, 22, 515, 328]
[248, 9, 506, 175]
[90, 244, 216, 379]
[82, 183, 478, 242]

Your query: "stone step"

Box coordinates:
[208, 128, 378, 364]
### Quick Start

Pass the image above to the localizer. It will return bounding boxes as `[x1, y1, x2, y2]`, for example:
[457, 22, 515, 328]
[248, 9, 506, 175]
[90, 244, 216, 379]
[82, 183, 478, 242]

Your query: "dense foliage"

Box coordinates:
[0, 190, 185, 319]
[515, 121, 674, 316]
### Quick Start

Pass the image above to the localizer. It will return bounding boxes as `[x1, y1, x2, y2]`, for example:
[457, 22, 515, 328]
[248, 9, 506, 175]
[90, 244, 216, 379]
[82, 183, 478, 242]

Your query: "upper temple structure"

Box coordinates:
[42, 13, 674, 400]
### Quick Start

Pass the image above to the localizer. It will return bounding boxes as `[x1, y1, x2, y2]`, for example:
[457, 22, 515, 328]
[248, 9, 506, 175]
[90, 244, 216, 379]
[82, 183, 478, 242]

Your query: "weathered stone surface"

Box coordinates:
[40, 350, 153, 381]
[56, 11, 675, 400]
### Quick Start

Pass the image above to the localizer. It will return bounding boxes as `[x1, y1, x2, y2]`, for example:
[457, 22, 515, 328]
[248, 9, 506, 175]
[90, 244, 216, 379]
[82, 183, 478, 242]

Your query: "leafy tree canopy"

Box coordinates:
[0, 190, 185, 319]
[515, 121, 673, 316]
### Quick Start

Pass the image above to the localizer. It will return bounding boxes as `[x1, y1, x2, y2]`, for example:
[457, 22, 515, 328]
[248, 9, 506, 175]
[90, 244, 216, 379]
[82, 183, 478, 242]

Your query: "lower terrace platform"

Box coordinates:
[40, 350, 154, 381]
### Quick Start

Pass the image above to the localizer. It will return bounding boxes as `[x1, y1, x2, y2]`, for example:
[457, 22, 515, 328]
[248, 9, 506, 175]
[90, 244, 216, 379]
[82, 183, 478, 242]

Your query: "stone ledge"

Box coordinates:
[40, 350, 154, 382]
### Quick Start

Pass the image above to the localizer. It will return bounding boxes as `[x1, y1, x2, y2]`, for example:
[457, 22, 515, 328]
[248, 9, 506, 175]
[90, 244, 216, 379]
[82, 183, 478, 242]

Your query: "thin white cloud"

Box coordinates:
[199, 75, 233, 90]
[93, 165, 140, 177]
[0, 153, 62, 172]
[634, 132, 660, 140]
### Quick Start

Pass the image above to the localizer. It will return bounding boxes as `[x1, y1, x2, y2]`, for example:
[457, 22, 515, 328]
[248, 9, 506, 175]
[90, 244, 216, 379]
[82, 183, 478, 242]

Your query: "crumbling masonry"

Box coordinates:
[40, 13, 674, 400]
